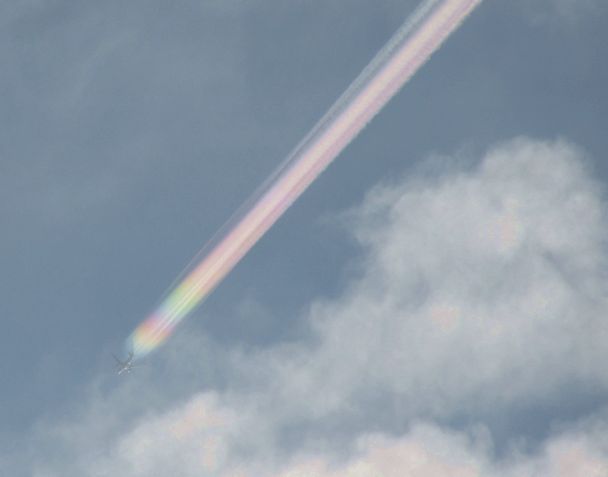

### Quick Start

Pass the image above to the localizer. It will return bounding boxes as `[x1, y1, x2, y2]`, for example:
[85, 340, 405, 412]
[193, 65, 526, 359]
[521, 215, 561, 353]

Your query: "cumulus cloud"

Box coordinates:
[274, 421, 608, 477]
[6, 137, 608, 475]
[260, 138, 608, 432]
[89, 394, 239, 476]
[25, 391, 608, 477]
[28, 397, 608, 476]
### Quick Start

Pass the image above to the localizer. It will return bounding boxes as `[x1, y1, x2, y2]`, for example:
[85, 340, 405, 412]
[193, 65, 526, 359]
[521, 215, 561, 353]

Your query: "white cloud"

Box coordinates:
[30, 400, 608, 477]
[90, 394, 239, 477]
[272, 425, 492, 477]
[25, 391, 608, 477]
[262, 138, 608, 427]
[6, 137, 608, 476]
[272, 416, 608, 477]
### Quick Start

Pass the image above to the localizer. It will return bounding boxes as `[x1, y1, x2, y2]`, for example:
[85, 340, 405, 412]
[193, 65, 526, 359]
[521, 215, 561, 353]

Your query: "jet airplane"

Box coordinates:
[113, 351, 136, 375]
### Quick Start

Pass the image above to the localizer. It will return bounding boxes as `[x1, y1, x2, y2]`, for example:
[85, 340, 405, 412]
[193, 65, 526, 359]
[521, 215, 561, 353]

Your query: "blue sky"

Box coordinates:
[2, 0, 608, 475]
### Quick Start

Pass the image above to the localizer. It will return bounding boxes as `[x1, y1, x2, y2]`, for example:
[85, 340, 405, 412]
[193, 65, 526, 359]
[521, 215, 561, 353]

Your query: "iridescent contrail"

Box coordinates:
[127, 0, 483, 358]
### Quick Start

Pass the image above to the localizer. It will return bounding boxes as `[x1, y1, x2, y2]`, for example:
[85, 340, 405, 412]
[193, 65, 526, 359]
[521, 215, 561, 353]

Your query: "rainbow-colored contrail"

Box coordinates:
[127, 0, 483, 358]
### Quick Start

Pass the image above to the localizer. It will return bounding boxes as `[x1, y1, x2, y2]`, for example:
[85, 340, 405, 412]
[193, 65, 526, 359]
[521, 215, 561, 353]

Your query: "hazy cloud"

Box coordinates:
[7, 137, 608, 475]
[273, 420, 608, 477]
[27, 398, 608, 476]
[262, 138, 608, 433]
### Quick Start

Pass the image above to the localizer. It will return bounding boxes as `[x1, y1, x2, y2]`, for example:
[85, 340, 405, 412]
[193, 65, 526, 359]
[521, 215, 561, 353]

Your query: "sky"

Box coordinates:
[1, 0, 608, 475]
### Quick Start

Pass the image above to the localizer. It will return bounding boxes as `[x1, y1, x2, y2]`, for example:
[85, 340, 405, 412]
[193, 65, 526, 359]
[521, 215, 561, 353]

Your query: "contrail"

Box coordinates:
[127, 0, 483, 358]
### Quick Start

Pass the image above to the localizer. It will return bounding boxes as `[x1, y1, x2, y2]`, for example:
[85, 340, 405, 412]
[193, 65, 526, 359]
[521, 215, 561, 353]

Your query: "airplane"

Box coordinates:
[113, 351, 136, 375]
